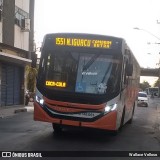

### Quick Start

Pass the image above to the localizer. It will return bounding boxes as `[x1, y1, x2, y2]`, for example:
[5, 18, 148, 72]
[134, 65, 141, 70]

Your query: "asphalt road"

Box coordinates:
[0, 98, 160, 160]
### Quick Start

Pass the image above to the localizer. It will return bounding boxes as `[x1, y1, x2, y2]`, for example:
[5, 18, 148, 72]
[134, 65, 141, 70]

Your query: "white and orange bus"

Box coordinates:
[145, 87, 159, 97]
[34, 33, 140, 134]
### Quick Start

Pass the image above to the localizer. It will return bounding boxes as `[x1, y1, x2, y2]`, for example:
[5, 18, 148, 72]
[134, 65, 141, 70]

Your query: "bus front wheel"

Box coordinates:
[120, 107, 125, 129]
[52, 123, 62, 133]
[128, 104, 135, 124]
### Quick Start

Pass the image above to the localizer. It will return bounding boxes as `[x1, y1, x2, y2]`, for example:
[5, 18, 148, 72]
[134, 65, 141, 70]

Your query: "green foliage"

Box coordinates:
[139, 81, 151, 91]
[153, 78, 160, 87]
[26, 65, 37, 92]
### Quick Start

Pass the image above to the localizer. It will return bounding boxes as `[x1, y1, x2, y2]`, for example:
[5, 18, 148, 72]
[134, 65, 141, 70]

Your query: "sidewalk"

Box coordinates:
[155, 100, 160, 141]
[0, 102, 34, 119]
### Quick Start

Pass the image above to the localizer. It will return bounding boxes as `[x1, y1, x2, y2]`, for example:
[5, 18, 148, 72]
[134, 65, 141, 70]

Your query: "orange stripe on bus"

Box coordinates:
[34, 102, 117, 131]
[44, 97, 105, 110]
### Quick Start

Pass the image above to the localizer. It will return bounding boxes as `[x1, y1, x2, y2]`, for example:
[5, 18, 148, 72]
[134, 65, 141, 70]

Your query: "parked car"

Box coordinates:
[137, 92, 149, 107]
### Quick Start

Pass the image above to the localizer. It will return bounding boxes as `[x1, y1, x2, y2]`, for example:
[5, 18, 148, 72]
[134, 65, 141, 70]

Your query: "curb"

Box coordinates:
[0, 104, 34, 119]
[14, 108, 27, 114]
[0, 115, 4, 119]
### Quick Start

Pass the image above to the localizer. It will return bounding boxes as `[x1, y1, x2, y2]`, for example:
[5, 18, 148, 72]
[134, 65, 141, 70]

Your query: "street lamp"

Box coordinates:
[134, 27, 160, 97]
[133, 27, 160, 41]
[147, 42, 160, 45]
[134, 27, 160, 63]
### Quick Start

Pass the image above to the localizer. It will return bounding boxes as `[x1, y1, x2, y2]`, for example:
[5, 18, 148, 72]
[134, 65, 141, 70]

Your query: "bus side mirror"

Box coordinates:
[126, 64, 133, 76]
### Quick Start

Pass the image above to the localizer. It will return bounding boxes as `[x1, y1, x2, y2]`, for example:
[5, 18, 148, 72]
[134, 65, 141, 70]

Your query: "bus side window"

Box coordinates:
[124, 73, 128, 85]
[121, 64, 126, 90]
[122, 61, 130, 90]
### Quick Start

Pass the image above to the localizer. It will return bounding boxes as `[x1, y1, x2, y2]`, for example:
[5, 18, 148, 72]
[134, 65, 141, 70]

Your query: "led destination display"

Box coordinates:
[46, 81, 66, 87]
[55, 37, 112, 49]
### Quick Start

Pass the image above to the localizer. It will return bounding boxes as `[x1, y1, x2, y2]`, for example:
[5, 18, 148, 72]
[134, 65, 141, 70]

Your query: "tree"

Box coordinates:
[153, 78, 160, 87]
[139, 81, 151, 91]
[26, 65, 37, 92]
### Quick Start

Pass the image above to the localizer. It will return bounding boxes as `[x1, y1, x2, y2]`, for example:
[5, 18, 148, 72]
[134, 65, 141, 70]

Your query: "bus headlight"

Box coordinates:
[36, 96, 44, 105]
[105, 104, 117, 113]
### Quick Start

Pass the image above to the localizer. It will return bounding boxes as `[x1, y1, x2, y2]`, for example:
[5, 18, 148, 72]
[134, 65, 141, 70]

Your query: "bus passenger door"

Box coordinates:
[121, 59, 133, 124]
[117, 59, 128, 127]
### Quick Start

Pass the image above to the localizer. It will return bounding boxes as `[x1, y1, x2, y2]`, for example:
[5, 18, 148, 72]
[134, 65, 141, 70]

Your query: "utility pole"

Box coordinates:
[157, 20, 160, 97]
[134, 26, 160, 97]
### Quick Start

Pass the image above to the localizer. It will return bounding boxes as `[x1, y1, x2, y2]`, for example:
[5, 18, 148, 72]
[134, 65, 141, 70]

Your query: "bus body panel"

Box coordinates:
[34, 33, 140, 132]
[34, 101, 117, 130]
[145, 87, 159, 97]
[34, 84, 138, 131]
[44, 96, 106, 110]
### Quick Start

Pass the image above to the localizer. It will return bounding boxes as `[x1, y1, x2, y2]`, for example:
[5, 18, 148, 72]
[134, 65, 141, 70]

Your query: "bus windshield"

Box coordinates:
[38, 50, 122, 95]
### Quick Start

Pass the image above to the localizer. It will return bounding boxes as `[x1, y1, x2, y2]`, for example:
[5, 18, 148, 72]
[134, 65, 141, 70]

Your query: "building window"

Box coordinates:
[15, 6, 29, 28]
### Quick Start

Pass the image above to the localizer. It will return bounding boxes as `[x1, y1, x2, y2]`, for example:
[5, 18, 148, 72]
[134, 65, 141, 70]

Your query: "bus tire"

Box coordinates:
[111, 108, 125, 135]
[52, 123, 62, 133]
[128, 103, 135, 124]
[111, 130, 119, 136]
[119, 107, 125, 129]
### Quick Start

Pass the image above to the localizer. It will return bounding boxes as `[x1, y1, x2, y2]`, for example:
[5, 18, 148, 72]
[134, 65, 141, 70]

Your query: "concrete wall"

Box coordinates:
[2, 0, 15, 46]
[15, 0, 29, 13]
[0, 63, 1, 106]
[0, 22, 2, 42]
[14, 25, 29, 51]
[14, 0, 30, 51]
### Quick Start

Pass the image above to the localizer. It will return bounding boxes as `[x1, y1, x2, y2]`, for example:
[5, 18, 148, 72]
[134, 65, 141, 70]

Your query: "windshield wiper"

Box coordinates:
[101, 63, 112, 83]
[82, 54, 100, 71]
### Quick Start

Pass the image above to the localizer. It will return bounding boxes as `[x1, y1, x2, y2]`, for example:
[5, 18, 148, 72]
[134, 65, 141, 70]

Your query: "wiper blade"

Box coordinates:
[101, 63, 112, 83]
[82, 54, 100, 71]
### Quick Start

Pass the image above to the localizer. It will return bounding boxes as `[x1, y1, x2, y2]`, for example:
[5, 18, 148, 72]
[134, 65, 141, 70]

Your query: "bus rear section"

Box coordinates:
[146, 87, 159, 97]
[34, 33, 140, 133]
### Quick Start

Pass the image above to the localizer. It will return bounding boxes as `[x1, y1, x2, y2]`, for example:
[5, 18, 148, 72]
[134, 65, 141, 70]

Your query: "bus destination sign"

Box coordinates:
[55, 37, 112, 49]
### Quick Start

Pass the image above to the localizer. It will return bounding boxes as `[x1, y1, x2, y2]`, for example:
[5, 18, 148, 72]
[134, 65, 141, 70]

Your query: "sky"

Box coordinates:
[34, 0, 160, 85]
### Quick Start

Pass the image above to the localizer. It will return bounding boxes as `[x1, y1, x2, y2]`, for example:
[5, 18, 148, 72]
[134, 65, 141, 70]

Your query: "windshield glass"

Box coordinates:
[138, 93, 147, 97]
[38, 50, 122, 95]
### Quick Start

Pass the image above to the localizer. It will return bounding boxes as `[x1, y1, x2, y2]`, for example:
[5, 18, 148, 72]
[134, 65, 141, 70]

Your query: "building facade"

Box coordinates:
[0, 0, 35, 106]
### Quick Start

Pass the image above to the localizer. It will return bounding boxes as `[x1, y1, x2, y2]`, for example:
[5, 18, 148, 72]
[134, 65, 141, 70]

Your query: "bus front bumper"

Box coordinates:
[34, 102, 117, 131]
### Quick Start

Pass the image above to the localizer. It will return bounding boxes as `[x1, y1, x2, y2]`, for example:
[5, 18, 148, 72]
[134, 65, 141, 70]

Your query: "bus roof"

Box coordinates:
[44, 33, 124, 41]
[41, 33, 139, 67]
[42, 33, 125, 51]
